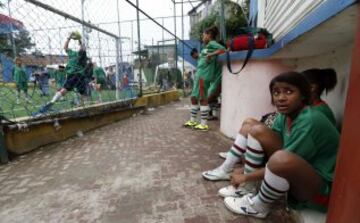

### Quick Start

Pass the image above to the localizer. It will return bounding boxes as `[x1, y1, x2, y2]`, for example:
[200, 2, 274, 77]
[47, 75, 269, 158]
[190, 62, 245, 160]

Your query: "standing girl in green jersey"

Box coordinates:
[184, 26, 225, 131]
[221, 71, 339, 219]
[13, 57, 31, 104]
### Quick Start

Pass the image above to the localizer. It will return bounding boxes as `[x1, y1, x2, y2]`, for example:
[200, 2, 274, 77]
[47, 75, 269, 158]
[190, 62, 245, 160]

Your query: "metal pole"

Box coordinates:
[116, 0, 123, 64]
[81, 0, 86, 46]
[162, 18, 165, 64]
[115, 38, 120, 100]
[98, 31, 102, 67]
[59, 27, 62, 53]
[181, 0, 185, 92]
[136, 0, 142, 97]
[123, 0, 193, 49]
[7, 0, 17, 58]
[25, 0, 118, 38]
[219, 0, 226, 42]
[173, 0, 178, 70]
[131, 21, 134, 63]
[0, 125, 9, 164]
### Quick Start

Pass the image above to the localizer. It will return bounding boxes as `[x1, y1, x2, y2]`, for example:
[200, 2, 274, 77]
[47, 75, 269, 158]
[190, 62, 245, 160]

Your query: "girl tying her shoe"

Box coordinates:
[221, 71, 339, 219]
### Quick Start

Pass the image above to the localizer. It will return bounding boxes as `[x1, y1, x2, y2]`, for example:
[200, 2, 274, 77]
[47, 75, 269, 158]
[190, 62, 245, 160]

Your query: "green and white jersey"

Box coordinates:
[272, 107, 339, 182]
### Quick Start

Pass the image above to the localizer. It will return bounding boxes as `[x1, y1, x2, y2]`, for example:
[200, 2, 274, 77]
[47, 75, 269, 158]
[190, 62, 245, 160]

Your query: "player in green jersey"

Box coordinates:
[222, 71, 339, 218]
[183, 26, 225, 131]
[13, 57, 31, 103]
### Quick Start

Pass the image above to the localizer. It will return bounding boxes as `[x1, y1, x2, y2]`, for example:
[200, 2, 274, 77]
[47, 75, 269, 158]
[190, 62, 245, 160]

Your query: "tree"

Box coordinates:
[189, 0, 249, 41]
[0, 29, 35, 58]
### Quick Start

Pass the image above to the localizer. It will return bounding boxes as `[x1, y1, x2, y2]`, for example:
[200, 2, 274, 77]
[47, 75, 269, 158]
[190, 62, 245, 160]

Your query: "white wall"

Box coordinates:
[288, 43, 353, 128]
[220, 43, 353, 138]
[220, 60, 294, 138]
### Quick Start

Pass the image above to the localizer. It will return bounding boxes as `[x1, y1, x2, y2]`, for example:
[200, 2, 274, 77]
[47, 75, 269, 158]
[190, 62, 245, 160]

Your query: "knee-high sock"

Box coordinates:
[51, 91, 63, 103]
[254, 165, 289, 206]
[200, 105, 209, 125]
[190, 105, 199, 122]
[220, 134, 247, 172]
[244, 134, 265, 174]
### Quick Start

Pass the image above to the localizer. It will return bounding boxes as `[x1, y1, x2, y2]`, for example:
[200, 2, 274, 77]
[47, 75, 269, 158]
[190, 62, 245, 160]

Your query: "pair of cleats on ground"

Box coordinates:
[202, 152, 269, 219]
[183, 120, 209, 131]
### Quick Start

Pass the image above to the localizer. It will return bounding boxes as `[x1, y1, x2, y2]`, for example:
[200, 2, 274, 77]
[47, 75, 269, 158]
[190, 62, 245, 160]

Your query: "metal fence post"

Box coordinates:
[115, 37, 120, 100]
[0, 125, 9, 164]
[136, 0, 142, 97]
[7, 0, 17, 58]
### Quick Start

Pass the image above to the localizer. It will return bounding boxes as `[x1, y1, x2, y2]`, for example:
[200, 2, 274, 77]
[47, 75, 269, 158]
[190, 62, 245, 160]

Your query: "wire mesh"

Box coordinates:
[0, 0, 195, 121]
[0, 0, 140, 121]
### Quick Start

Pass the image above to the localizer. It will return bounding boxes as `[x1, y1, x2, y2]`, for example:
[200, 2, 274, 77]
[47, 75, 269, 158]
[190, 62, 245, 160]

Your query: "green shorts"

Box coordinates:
[191, 75, 211, 100]
[16, 82, 28, 91]
[207, 75, 221, 102]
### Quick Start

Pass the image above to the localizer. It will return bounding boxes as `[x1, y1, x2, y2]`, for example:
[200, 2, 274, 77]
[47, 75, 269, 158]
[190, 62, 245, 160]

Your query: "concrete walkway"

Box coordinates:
[0, 99, 293, 223]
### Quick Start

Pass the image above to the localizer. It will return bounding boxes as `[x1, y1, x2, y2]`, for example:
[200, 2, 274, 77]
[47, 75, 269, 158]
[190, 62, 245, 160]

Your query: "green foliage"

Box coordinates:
[0, 30, 35, 57]
[189, 0, 249, 41]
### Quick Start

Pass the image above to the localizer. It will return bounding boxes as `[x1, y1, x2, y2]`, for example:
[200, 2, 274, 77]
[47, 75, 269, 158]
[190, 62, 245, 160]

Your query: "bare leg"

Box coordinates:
[267, 150, 324, 200]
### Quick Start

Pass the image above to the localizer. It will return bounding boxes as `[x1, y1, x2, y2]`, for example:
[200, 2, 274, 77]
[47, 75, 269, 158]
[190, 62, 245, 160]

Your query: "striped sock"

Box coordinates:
[190, 105, 199, 122]
[200, 105, 210, 125]
[220, 134, 247, 172]
[254, 165, 289, 205]
[244, 134, 265, 174]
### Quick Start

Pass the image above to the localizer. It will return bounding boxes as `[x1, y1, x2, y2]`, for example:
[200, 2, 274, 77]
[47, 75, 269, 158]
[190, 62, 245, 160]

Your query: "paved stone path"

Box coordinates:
[0, 99, 293, 223]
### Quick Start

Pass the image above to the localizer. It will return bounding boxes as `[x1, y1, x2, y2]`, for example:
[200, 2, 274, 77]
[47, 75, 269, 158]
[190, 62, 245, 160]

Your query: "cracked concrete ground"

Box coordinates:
[0, 99, 294, 223]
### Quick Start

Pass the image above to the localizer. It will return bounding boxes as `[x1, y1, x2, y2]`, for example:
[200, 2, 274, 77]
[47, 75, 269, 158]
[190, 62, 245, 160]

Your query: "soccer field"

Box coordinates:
[0, 85, 136, 119]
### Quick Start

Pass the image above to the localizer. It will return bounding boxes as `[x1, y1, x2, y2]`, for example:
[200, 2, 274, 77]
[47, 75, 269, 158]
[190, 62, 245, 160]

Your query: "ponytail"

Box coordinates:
[302, 68, 337, 95]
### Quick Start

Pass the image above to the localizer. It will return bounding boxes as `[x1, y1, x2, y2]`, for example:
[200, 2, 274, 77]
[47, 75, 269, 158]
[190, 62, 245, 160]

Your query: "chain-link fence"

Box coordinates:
[0, 0, 197, 121]
[0, 0, 138, 121]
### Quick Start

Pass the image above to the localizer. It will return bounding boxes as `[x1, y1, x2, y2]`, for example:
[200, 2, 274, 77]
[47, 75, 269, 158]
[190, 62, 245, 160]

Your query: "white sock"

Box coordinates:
[212, 107, 218, 117]
[190, 105, 199, 122]
[244, 134, 265, 174]
[98, 94, 102, 102]
[51, 92, 63, 103]
[254, 165, 289, 206]
[200, 105, 209, 125]
[220, 134, 247, 172]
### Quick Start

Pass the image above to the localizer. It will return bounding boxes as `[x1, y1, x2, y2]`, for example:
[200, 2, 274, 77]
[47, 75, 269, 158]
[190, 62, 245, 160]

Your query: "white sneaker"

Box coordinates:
[219, 185, 240, 197]
[218, 152, 227, 159]
[218, 184, 257, 198]
[202, 167, 231, 181]
[224, 194, 269, 219]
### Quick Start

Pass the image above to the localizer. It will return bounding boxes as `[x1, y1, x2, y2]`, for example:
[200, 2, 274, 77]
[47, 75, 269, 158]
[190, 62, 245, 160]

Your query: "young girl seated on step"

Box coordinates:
[220, 71, 339, 219]
[202, 68, 338, 181]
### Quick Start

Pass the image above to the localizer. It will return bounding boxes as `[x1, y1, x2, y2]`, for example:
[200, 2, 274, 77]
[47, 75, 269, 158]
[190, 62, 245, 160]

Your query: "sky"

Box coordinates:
[1, 0, 195, 65]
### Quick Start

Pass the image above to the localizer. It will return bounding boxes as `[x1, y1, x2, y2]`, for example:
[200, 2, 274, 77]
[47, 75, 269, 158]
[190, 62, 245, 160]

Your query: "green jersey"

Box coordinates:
[191, 41, 224, 100]
[312, 101, 336, 126]
[195, 40, 225, 81]
[65, 49, 85, 76]
[93, 67, 106, 82]
[272, 107, 339, 182]
[53, 70, 66, 88]
[13, 65, 27, 83]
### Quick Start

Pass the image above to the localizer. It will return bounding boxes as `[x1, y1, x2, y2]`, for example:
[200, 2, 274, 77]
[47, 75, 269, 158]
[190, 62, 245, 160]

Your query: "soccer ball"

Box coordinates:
[70, 31, 82, 40]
